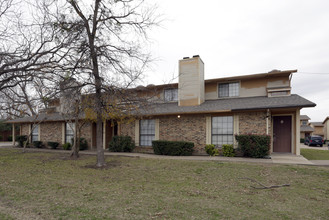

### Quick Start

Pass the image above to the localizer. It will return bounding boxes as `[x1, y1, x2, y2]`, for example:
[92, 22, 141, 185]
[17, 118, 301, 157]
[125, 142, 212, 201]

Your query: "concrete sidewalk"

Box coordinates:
[0, 142, 317, 166]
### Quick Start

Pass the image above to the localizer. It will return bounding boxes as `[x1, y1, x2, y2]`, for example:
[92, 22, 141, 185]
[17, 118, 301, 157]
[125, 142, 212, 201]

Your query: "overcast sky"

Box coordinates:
[142, 0, 329, 122]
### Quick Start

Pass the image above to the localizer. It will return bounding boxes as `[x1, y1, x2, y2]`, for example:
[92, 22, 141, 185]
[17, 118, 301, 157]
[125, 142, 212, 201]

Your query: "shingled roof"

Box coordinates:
[139, 94, 315, 115]
[7, 94, 315, 123]
[300, 125, 314, 132]
[300, 115, 310, 120]
[6, 113, 85, 124]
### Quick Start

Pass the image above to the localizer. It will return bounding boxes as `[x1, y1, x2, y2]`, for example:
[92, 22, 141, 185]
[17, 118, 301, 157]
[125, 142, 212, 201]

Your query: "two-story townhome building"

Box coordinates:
[323, 117, 329, 141]
[8, 55, 316, 155]
[300, 115, 314, 139]
[309, 122, 325, 138]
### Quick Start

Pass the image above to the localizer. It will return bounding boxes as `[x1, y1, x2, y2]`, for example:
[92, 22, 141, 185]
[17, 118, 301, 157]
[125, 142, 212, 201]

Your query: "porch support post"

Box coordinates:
[12, 124, 16, 146]
[296, 109, 301, 155]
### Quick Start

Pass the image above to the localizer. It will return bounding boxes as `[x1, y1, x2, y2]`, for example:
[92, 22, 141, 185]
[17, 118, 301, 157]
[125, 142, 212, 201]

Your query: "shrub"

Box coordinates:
[70, 137, 88, 151]
[79, 138, 88, 151]
[48, 142, 59, 149]
[300, 138, 305, 143]
[7, 135, 12, 141]
[235, 134, 270, 158]
[222, 144, 235, 157]
[16, 135, 27, 148]
[33, 141, 43, 148]
[108, 136, 135, 152]
[0, 135, 2, 141]
[205, 144, 219, 156]
[152, 140, 194, 156]
[63, 143, 71, 150]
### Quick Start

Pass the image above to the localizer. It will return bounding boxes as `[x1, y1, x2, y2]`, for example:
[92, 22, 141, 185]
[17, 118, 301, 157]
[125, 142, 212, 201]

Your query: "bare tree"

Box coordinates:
[0, 0, 74, 91]
[50, 0, 159, 167]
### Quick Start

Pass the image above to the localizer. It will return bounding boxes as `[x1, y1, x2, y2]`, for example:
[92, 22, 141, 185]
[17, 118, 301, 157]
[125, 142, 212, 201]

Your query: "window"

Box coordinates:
[302, 121, 307, 125]
[211, 116, 234, 146]
[31, 124, 39, 142]
[140, 119, 155, 146]
[65, 123, 75, 144]
[164, 88, 178, 102]
[218, 82, 239, 97]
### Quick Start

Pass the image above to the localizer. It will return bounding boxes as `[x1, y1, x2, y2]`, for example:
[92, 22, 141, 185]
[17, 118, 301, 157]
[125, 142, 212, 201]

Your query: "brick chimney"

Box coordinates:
[178, 55, 205, 106]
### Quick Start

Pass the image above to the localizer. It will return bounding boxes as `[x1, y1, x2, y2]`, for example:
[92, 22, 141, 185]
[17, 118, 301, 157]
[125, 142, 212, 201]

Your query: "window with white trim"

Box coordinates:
[164, 88, 178, 102]
[218, 82, 239, 97]
[140, 119, 155, 146]
[65, 123, 75, 144]
[31, 124, 39, 142]
[211, 116, 234, 146]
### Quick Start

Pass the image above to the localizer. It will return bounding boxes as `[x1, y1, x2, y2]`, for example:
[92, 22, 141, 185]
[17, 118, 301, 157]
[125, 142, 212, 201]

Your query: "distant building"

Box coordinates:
[322, 117, 329, 140]
[300, 115, 314, 139]
[310, 122, 324, 138]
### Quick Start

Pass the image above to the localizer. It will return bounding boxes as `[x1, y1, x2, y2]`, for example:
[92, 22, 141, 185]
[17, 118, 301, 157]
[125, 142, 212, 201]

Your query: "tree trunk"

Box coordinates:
[96, 116, 105, 167]
[70, 117, 79, 159]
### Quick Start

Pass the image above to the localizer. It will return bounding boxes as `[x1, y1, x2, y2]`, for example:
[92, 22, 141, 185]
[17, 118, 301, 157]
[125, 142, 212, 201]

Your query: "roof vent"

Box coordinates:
[268, 69, 281, 73]
[193, 55, 200, 58]
[183, 57, 189, 59]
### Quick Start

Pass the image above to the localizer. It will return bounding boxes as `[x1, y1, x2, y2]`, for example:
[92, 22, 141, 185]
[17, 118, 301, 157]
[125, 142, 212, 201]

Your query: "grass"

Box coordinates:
[301, 148, 329, 160]
[0, 149, 328, 219]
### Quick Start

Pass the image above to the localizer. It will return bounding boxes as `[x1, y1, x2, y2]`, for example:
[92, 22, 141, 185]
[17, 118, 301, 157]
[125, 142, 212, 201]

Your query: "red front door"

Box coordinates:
[273, 116, 292, 152]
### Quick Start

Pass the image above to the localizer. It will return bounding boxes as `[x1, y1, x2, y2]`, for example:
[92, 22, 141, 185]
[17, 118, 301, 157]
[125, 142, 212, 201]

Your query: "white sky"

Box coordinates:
[142, 0, 329, 122]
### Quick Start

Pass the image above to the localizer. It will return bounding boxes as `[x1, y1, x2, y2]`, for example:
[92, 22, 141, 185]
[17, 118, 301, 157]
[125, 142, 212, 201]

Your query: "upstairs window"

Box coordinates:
[140, 119, 155, 146]
[31, 124, 39, 142]
[218, 82, 239, 98]
[302, 121, 307, 125]
[164, 88, 178, 102]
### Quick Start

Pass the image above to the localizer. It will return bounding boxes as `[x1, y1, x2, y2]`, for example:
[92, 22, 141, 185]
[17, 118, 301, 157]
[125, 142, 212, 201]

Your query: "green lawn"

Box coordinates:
[0, 149, 328, 219]
[301, 148, 329, 160]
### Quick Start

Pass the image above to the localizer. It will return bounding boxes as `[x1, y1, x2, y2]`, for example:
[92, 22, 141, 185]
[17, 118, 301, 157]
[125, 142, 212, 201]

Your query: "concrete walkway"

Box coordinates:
[0, 142, 318, 166]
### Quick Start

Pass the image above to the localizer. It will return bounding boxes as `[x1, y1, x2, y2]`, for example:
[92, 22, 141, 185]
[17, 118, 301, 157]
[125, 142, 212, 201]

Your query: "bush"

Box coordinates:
[79, 138, 88, 151]
[222, 144, 235, 157]
[7, 135, 12, 141]
[33, 141, 43, 148]
[235, 134, 270, 158]
[0, 135, 2, 141]
[63, 143, 71, 150]
[108, 136, 135, 152]
[70, 137, 89, 151]
[16, 135, 27, 148]
[48, 142, 59, 149]
[300, 138, 305, 143]
[152, 140, 194, 156]
[205, 144, 219, 156]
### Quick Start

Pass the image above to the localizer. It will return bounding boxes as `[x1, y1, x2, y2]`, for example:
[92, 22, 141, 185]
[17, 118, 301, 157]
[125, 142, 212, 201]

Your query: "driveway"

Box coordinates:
[300, 143, 329, 151]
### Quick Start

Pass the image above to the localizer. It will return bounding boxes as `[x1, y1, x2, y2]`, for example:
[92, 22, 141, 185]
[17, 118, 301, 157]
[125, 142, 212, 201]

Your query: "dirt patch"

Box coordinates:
[84, 160, 122, 170]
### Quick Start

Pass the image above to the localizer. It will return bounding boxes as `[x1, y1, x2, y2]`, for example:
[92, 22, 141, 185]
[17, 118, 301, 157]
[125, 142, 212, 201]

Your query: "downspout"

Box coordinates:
[266, 109, 270, 135]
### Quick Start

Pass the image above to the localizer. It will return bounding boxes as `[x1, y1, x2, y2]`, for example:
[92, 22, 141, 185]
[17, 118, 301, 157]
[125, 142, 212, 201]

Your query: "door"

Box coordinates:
[273, 116, 292, 152]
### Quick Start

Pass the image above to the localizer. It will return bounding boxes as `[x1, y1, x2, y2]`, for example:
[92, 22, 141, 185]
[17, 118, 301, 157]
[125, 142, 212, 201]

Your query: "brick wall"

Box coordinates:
[119, 121, 135, 141]
[239, 111, 268, 135]
[40, 122, 62, 144]
[20, 121, 93, 149]
[159, 114, 206, 153]
[21, 124, 30, 136]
